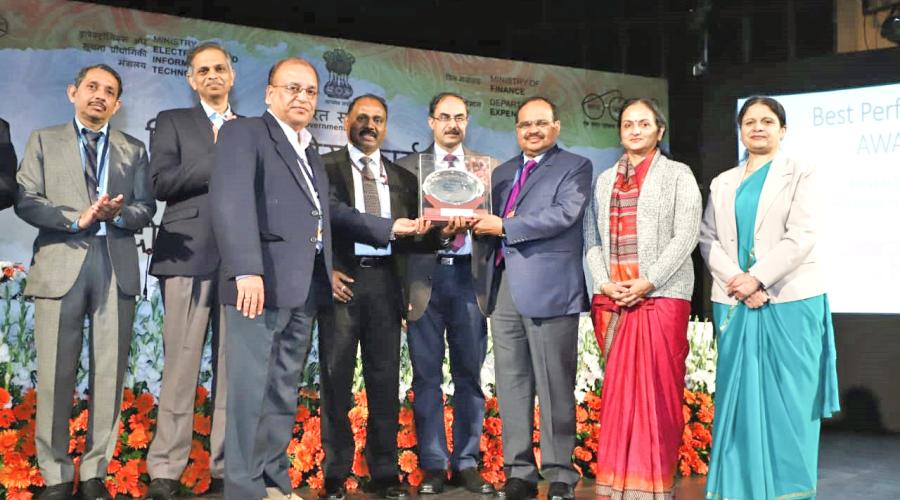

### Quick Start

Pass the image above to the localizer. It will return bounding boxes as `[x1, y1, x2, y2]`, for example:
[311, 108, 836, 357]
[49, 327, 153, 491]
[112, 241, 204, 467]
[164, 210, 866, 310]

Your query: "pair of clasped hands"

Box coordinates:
[330, 214, 504, 304]
[726, 272, 770, 309]
[76, 193, 125, 230]
[599, 279, 656, 308]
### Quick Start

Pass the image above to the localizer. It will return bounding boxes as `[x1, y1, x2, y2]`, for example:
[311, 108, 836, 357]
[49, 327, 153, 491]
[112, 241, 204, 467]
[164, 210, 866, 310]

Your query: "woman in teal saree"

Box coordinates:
[699, 96, 840, 500]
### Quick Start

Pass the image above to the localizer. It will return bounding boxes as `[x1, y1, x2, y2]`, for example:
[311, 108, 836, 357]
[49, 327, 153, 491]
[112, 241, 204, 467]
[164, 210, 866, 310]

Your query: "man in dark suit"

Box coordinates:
[146, 41, 236, 500]
[0, 117, 17, 210]
[472, 97, 592, 500]
[318, 94, 425, 500]
[395, 92, 496, 495]
[210, 59, 417, 500]
[16, 64, 156, 500]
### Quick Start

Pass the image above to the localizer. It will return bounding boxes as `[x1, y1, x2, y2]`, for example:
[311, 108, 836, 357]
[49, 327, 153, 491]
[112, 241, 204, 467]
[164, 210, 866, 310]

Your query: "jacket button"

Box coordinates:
[309, 237, 317, 243]
[311, 210, 320, 217]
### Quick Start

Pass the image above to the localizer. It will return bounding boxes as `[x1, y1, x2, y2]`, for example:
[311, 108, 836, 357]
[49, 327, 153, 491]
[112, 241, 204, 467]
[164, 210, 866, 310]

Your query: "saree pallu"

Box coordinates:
[706, 297, 839, 500]
[592, 295, 691, 500]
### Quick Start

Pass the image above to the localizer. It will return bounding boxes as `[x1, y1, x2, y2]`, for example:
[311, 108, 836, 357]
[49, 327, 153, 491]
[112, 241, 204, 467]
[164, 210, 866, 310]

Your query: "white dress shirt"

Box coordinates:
[348, 143, 392, 256]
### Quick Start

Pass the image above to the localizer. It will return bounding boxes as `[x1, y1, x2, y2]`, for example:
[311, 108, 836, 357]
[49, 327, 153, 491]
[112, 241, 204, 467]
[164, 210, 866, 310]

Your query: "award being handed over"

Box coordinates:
[418, 154, 492, 221]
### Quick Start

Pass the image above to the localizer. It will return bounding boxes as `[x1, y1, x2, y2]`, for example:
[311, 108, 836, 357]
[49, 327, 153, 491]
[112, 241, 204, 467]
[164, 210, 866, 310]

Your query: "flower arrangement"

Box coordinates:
[0, 265, 717, 498]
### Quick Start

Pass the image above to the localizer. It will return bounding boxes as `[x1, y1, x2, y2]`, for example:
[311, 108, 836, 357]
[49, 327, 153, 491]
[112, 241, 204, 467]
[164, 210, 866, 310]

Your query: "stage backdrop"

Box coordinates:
[0, 0, 667, 267]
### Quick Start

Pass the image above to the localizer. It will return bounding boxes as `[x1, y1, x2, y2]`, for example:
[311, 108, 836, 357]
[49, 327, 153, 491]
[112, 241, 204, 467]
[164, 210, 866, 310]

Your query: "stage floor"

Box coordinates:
[190, 431, 900, 499]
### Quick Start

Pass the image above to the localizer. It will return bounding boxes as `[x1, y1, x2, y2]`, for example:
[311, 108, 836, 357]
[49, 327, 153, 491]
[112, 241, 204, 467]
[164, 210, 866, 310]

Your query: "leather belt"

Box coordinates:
[437, 254, 471, 266]
[356, 256, 390, 268]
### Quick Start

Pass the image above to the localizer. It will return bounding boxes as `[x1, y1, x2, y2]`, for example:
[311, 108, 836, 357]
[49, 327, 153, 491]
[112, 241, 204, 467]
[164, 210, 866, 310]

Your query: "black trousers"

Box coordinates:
[318, 262, 403, 481]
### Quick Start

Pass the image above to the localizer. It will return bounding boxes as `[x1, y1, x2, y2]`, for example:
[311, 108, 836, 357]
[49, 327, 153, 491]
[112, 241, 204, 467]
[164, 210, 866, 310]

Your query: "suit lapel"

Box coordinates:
[191, 103, 215, 144]
[105, 129, 125, 197]
[515, 145, 558, 209]
[57, 125, 92, 207]
[307, 147, 328, 207]
[719, 165, 742, 246]
[262, 113, 316, 205]
[754, 155, 791, 233]
[339, 149, 357, 207]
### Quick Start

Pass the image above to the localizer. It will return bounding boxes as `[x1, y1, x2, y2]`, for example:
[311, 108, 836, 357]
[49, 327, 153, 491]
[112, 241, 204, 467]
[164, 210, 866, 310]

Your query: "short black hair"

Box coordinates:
[73, 64, 123, 98]
[737, 96, 787, 127]
[428, 92, 468, 117]
[267, 57, 320, 87]
[515, 96, 558, 123]
[347, 93, 388, 117]
[617, 97, 668, 140]
[186, 41, 233, 73]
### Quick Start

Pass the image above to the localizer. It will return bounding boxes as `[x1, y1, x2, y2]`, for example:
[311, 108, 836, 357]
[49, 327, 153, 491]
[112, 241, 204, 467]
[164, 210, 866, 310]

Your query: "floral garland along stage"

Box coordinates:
[0, 262, 717, 498]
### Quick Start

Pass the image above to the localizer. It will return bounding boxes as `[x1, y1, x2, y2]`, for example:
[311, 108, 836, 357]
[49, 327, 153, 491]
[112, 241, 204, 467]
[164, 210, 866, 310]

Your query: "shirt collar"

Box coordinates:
[74, 116, 109, 137]
[347, 142, 381, 168]
[434, 143, 464, 160]
[200, 99, 231, 120]
[267, 109, 312, 151]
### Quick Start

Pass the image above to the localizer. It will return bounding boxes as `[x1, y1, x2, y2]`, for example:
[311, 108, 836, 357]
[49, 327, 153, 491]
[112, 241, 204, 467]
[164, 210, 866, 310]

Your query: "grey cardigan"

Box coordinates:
[584, 152, 701, 300]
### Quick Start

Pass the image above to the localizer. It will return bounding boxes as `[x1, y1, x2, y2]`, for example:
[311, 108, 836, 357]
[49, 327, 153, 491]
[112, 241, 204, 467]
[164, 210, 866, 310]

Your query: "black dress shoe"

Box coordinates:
[547, 482, 574, 500]
[318, 477, 346, 500]
[77, 478, 112, 500]
[417, 470, 445, 495]
[364, 477, 410, 500]
[37, 482, 75, 500]
[497, 478, 537, 500]
[147, 478, 181, 500]
[206, 478, 224, 495]
[448, 468, 496, 495]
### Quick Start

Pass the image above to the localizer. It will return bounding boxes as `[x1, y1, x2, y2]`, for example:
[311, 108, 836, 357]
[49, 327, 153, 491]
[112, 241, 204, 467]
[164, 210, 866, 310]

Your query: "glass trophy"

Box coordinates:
[418, 154, 492, 221]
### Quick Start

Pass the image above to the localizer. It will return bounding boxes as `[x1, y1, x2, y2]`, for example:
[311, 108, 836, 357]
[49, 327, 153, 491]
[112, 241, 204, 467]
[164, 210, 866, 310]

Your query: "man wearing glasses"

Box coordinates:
[472, 96, 592, 500]
[396, 92, 497, 496]
[209, 58, 417, 500]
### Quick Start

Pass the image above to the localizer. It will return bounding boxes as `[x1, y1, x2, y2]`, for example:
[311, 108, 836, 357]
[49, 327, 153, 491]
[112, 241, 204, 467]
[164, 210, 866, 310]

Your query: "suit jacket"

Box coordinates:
[210, 113, 392, 309]
[699, 154, 825, 304]
[323, 146, 426, 317]
[0, 118, 17, 211]
[150, 104, 237, 277]
[473, 145, 592, 318]
[396, 144, 498, 321]
[15, 122, 156, 298]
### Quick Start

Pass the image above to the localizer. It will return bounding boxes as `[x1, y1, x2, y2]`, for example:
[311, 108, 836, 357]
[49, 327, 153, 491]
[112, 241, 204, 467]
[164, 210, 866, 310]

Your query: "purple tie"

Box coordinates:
[496, 159, 538, 265]
[444, 153, 458, 168]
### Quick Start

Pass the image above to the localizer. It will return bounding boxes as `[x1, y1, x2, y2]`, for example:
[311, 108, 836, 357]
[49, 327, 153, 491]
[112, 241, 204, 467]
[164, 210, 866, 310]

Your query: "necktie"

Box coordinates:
[82, 129, 102, 203]
[360, 156, 382, 215]
[496, 159, 538, 266]
[444, 153, 458, 168]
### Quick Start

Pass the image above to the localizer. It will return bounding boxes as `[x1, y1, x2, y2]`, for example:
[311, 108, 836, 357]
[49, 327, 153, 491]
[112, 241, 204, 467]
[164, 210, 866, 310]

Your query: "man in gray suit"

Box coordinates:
[146, 41, 236, 500]
[0, 117, 17, 210]
[395, 92, 496, 496]
[16, 64, 156, 500]
[472, 97, 591, 500]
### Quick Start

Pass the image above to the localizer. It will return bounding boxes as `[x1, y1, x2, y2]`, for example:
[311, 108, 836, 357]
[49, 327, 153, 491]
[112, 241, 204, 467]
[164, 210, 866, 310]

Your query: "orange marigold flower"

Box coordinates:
[584, 391, 603, 411]
[21, 389, 36, 407]
[68, 435, 86, 455]
[0, 451, 33, 489]
[113, 458, 141, 495]
[195, 386, 209, 407]
[193, 414, 212, 436]
[128, 412, 152, 432]
[683, 390, 697, 405]
[12, 402, 34, 422]
[398, 407, 414, 427]
[397, 428, 417, 449]
[192, 474, 211, 495]
[398, 450, 418, 473]
[70, 408, 89, 433]
[575, 406, 588, 424]
[484, 397, 499, 414]
[121, 389, 135, 411]
[307, 471, 324, 490]
[0, 428, 19, 453]
[6, 488, 35, 500]
[0, 387, 10, 408]
[697, 405, 714, 424]
[407, 468, 425, 487]
[354, 390, 368, 407]
[484, 416, 502, 436]
[19, 431, 36, 457]
[135, 392, 156, 415]
[294, 443, 315, 473]
[126, 423, 151, 449]
[573, 446, 592, 462]
[0, 408, 16, 428]
[532, 430, 540, 444]
[288, 467, 303, 489]
[682, 404, 692, 424]
[295, 405, 311, 423]
[181, 461, 202, 489]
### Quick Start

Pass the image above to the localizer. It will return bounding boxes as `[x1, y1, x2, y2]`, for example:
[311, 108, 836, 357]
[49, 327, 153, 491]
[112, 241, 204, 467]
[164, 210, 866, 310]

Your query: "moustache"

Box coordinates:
[360, 128, 378, 138]
[525, 132, 544, 140]
[444, 128, 461, 135]
[88, 100, 107, 110]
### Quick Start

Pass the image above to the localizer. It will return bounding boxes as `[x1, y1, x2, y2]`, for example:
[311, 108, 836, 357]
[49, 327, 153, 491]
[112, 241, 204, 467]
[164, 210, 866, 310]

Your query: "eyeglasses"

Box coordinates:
[432, 114, 468, 124]
[271, 83, 318, 99]
[516, 120, 554, 130]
